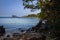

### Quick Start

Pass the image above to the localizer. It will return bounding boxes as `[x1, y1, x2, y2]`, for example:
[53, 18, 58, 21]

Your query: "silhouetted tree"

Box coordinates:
[23, 0, 60, 40]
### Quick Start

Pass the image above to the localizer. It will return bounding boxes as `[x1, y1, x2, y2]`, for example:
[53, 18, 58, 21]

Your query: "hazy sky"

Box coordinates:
[0, 0, 41, 17]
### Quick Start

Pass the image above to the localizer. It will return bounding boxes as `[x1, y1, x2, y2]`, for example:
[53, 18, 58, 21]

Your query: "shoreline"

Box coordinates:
[0, 31, 41, 40]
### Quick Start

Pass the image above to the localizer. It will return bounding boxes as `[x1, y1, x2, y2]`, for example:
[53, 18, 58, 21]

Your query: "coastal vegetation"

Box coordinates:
[23, 0, 60, 40]
[23, 14, 38, 18]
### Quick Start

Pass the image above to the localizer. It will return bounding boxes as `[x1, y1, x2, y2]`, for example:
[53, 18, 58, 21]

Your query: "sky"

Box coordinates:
[0, 0, 41, 17]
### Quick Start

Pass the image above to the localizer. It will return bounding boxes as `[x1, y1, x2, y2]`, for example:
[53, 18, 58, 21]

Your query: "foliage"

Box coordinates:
[23, 14, 37, 18]
[23, 0, 60, 40]
[37, 12, 48, 20]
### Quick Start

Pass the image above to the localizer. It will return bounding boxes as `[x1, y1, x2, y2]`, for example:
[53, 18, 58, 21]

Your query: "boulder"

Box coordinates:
[0, 25, 5, 36]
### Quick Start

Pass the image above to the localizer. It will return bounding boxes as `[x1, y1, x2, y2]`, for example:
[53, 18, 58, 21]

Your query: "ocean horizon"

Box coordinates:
[0, 18, 39, 34]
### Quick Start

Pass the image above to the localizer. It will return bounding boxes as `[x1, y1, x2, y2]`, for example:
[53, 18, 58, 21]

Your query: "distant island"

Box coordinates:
[0, 15, 21, 18]
[0, 14, 38, 18]
[12, 15, 20, 18]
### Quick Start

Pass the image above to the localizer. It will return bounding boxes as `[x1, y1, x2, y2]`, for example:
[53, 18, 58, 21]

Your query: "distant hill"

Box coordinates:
[0, 14, 38, 18]
[0, 15, 20, 18]
[23, 14, 38, 18]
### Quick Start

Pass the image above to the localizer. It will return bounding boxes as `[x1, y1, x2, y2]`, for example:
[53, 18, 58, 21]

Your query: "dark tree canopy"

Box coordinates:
[23, 0, 60, 30]
[23, 0, 55, 19]
[23, 0, 60, 40]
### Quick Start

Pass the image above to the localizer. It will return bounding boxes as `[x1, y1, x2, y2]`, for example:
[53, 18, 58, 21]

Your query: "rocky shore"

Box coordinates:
[0, 32, 45, 40]
[0, 20, 47, 40]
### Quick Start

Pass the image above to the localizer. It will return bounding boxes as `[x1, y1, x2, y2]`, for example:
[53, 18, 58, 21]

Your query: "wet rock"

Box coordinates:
[0, 25, 5, 36]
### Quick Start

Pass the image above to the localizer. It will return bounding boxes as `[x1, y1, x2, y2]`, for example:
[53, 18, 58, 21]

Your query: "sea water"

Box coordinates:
[0, 18, 39, 34]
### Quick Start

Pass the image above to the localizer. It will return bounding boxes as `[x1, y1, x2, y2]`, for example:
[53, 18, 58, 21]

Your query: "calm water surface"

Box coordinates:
[0, 18, 39, 33]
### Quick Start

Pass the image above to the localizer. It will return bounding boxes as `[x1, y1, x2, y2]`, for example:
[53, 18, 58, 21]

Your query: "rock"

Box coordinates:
[3, 35, 13, 40]
[29, 37, 41, 40]
[0, 25, 5, 36]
